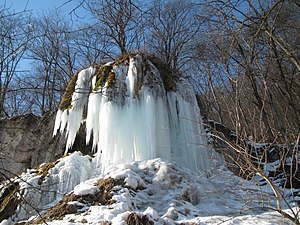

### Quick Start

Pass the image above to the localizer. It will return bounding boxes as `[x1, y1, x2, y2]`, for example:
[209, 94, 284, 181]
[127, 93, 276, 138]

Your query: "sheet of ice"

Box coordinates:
[167, 89, 211, 172]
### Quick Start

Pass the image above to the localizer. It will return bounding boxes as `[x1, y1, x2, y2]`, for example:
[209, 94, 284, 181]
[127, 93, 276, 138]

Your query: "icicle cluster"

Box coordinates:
[53, 67, 95, 150]
[53, 54, 211, 172]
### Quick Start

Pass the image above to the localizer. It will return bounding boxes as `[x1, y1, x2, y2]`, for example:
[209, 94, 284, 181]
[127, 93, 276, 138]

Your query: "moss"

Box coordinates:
[93, 65, 115, 91]
[125, 212, 154, 225]
[58, 73, 79, 110]
[106, 72, 116, 88]
[36, 162, 56, 184]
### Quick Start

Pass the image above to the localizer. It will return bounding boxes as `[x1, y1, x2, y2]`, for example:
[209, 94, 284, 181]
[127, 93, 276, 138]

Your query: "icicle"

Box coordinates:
[60, 110, 68, 134]
[167, 80, 211, 172]
[126, 57, 136, 97]
[54, 54, 212, 172]
[53, 67, 95, 153]
[64, 67, 94, 153]
[53, 109, 62, 136]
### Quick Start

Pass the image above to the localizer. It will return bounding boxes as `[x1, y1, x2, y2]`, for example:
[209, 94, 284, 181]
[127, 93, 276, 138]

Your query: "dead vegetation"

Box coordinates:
[0, 182, 21, 222]
[94, 177, 125, 205]
[125, 212, 154, 225]
[146, 54, 178, 91]
[30, 193, 80, 224]
[29, 177, 125, 224]
[58, 72, 79, 110]
[112, 52, 136, 66]
[36, 161, 56, 185]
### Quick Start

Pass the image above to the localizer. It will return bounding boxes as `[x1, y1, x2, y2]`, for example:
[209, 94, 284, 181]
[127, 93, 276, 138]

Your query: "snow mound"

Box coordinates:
[2, 152, 298, 225]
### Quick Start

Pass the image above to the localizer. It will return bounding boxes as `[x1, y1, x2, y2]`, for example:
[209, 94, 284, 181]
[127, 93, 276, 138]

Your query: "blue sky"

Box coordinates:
[3, 0, 84, 18]
[2, 0, 87, 71]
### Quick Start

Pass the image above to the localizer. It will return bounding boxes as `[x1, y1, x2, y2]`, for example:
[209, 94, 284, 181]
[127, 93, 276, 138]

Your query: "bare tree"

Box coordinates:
[193, 0, 300, 143]
[84, 0, 144, 56]
[191, 1, 300, 221]
[73, 24, 112, 67]
[0, 6, 33, 117]
[27, 10, 78, 115]
[146, 0, 201, 71]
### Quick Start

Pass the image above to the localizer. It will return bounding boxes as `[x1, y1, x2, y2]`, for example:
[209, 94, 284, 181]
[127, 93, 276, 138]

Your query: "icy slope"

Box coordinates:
[1, 152, 298, 225]
[53, 54, 211, 172]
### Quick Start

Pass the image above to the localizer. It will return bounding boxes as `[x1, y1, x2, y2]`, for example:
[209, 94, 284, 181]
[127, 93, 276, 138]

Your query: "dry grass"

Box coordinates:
[30, 177, 125, 224]
[125, 212, 154, 225]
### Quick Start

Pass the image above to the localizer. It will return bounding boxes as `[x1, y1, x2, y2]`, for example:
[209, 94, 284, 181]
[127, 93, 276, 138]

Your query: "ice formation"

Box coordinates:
[53, 54, 211, 172]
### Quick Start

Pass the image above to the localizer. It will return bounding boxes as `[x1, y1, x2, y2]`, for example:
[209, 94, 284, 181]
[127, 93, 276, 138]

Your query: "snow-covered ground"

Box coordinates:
[1, 152, 298, 225]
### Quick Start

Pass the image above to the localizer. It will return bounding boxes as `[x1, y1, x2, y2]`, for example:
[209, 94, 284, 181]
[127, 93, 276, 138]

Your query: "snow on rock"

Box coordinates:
[144, 207, 159, 221]
[53, 53, 213, 173]
[9, 152, 93, 222]
[1, 152, 298, 225]
[73, 183, 100, 196]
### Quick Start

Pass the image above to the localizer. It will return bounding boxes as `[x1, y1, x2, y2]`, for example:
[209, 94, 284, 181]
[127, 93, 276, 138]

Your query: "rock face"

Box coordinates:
[0, 113, 89, 182]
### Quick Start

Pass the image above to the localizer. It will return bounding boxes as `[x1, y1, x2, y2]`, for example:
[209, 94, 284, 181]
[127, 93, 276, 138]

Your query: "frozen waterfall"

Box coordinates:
[53, 54, 211, 172]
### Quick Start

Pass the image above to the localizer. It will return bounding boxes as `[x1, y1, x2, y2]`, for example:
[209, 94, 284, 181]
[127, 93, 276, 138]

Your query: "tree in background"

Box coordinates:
[0, 0, 299, 146]
[84, 0, 144, 56]
[192, 0, 300, 144]
[0, 6, 33, 117]
[146, 0, 201, 71]
[26, 10, 78, 115]
[73, 25, 110, 67]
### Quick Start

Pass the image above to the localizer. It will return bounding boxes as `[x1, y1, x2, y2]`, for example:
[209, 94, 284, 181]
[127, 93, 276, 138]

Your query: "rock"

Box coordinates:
[0, 112, 91, 182]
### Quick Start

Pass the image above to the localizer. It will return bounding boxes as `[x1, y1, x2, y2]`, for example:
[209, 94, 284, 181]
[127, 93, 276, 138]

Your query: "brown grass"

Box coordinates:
[125, 212, 154, 225]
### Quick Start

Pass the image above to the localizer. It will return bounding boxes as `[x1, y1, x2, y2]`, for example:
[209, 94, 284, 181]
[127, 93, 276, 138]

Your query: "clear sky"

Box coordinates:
[3, 0, 85, 19]
[1, 0, 87, 72]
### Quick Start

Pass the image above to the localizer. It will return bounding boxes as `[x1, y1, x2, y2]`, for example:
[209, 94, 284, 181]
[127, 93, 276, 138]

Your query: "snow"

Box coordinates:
[53, 54, 213, 173]
[11, 152, 93, 221]
[3, 152, 298, 225]
[144, 207, 159, 221]
[73, 183, 100, 196]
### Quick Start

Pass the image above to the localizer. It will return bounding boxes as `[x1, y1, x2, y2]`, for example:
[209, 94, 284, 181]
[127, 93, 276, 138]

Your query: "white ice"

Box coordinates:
[55, 54, 212, 173]
[52, 67, 95, 153]
[11, 152, 93, 222]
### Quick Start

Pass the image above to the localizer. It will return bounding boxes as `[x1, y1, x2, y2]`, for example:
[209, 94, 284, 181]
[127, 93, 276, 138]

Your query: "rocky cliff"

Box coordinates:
[0, 113, 90, 182]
